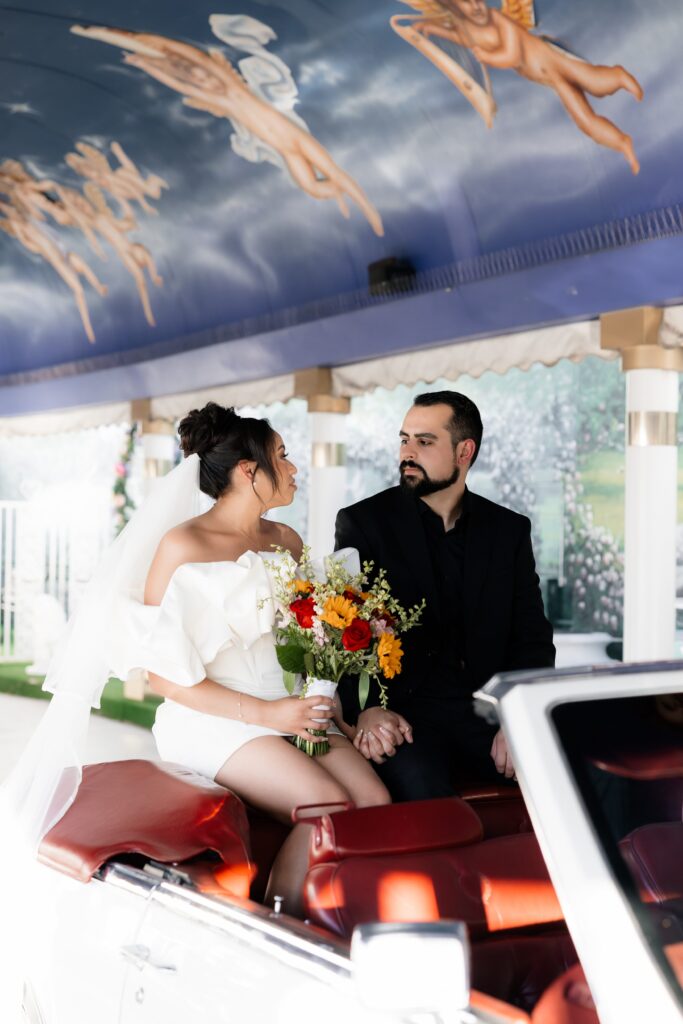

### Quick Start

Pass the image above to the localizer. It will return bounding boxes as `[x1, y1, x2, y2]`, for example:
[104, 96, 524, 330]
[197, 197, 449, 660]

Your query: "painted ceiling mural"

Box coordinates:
[1, 0, 682, 413]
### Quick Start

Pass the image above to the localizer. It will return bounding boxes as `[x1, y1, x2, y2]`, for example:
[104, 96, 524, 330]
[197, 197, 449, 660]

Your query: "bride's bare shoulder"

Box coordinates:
[265, 521, 304, 560]
[144, 523, 207, 604]
[159, 520, 206, 554]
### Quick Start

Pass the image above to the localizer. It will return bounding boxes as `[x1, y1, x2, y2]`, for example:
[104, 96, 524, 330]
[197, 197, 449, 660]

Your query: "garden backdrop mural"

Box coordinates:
[6, 359, 683, 646]
[1, 0, 682, 415]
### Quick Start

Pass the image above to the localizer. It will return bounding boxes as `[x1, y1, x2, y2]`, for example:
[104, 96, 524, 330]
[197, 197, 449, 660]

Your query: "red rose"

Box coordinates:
[290, 597, 316, 629]
[343, 588, 364, 605]
[342, 618, 373, 652]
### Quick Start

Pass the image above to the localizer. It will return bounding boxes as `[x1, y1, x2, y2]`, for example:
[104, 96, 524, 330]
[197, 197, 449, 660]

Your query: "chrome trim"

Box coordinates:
[628, 410, 677, 447]
[148, 881, 352, 982]
[99, 863, 162, 898]
[476, 659, 683, 707]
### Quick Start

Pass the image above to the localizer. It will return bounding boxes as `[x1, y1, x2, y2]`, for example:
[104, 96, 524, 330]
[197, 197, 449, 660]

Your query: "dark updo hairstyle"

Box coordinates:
[178, 402, 279, 500]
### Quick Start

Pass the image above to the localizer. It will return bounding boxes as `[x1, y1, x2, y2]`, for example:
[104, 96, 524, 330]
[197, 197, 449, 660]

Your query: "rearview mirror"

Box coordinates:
[350, 920, 470, 1016]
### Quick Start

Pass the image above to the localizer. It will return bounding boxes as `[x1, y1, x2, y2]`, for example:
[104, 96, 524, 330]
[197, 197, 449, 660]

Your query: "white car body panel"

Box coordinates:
[484, 666, 683, 1024]
[17, 663, 683, 1024]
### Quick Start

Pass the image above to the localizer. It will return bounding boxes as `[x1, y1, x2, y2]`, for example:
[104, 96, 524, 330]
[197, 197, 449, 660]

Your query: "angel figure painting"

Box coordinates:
[0, 145, 166, 343]
[71, 18, 383, 235]
[391, 0, 644, 173]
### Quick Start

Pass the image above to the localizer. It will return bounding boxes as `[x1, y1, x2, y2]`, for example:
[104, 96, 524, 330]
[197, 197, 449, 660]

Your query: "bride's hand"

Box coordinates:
[262, 695, 335, 742]
[332, 692, 356, 741]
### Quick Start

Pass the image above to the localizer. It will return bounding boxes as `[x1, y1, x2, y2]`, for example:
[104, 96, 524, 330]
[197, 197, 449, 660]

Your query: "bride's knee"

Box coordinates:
[311, 778, 352, 806]
[353, 780, 392, 808]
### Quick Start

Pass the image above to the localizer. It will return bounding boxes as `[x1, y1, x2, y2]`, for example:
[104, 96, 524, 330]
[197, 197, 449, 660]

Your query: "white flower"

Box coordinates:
[311, 617, 326, 648]
[277, 606, 294, 627]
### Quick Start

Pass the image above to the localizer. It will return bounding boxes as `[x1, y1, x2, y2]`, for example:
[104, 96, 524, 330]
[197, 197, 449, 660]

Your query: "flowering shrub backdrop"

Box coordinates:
[112, 423, 137, 535]
[6, 357, 683, 640]
[344, 356, 634, 637]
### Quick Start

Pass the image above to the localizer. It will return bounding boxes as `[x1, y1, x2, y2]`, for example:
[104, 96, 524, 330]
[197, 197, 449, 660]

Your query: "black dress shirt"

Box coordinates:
[335, 485, 555, 720]
[416, 490, 472, 696]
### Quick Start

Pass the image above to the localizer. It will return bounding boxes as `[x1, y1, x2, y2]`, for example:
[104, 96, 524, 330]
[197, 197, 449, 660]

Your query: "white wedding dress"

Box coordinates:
[112, 550, 340, 780]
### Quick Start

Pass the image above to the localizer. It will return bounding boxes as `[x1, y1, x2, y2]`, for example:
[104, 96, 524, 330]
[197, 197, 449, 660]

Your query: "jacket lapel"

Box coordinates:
[463, 491, 493, 631]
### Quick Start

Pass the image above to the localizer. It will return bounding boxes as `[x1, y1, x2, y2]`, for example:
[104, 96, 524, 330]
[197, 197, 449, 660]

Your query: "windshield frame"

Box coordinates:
[478, 666, 683, 1024]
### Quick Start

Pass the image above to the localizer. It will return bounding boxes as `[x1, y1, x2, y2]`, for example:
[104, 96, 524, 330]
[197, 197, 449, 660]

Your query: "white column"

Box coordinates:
[141, 428, 176, 483]
[623, 370, 679, 661]
[308, 410, 348, 559]
[131, 398, 176, 494]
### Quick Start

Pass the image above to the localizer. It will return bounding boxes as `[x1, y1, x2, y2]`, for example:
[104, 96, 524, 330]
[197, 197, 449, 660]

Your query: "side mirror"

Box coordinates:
[350, 921, 470, 1017]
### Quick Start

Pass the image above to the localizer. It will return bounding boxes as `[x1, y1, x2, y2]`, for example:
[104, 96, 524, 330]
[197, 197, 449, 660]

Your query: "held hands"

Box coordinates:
[353, 706, 413, 764]
[263, 695, 335, 744]
[490, 728, 516, 779]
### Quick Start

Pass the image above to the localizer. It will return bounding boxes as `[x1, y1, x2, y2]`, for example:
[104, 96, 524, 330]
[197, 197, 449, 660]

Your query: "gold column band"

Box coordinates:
[312, 442, 346, 468]
[628, 411, 678, 447]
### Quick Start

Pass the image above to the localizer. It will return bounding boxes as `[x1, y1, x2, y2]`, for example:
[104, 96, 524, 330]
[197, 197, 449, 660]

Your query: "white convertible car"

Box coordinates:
[13, 663, 683, 1024]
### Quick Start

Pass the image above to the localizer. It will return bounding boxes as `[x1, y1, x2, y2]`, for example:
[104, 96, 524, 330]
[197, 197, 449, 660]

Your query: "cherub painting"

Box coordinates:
[391, 0, 643, 173]
[71, 19, 383, 235]
[0, 146, 166, 342]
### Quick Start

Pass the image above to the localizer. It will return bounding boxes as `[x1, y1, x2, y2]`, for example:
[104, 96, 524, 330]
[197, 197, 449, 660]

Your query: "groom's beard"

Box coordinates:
[399, 460, 460, 497]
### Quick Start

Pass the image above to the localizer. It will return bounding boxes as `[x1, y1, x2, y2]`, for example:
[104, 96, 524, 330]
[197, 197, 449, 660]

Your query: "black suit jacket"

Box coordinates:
[334, 486, 555, 716]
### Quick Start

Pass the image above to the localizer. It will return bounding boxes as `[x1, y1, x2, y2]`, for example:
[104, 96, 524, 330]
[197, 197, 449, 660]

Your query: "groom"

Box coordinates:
[335, 391, 555, 801]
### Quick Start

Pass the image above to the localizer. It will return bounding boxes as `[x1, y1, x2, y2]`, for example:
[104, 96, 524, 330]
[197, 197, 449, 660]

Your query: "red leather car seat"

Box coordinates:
[531, 963, 598, 1024]
[307, 796, 483, 866]
[303, 799, 561, 938]
[620, 822, 683, 905]
[472, 933, 578, 1015]
[39, 760, 253, 897]
[458, 784, 532, 839]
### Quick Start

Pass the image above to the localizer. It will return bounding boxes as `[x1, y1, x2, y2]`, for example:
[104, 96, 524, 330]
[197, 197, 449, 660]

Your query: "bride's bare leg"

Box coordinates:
[322, 734, 391, 807]
[263, 823, 315, 914]
[262, 737, 390, 913]
[214, 736, 352, 918]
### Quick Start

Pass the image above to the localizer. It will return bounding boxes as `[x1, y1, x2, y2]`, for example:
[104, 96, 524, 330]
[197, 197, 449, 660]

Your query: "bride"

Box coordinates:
[2, 401, 389, 928]
[140, 402, 390, 914]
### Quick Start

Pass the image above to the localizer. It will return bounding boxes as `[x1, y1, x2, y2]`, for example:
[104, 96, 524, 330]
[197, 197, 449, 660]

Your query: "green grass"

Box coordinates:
[0, 663, 161, 729]
[578, 450, 683, 545]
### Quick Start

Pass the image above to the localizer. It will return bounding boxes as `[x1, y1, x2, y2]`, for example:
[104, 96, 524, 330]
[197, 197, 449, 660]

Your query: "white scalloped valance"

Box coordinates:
[0, 374, 295, 437]
[3, 310, 660, 436]
[331, 320, 615, 397]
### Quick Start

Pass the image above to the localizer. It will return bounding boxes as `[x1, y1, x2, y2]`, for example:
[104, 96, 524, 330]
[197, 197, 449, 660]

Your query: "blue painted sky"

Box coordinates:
[0, 0, 681, 388]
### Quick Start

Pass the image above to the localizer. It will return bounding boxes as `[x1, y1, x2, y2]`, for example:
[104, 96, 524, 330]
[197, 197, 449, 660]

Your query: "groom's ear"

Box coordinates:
[458, 439, 476, 465]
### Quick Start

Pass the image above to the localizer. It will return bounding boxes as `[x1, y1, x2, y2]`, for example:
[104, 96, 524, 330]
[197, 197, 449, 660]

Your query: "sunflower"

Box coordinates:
[377, 633, 403, 679]
[320, 595, 358, 630]
[292, 579, 315, 595]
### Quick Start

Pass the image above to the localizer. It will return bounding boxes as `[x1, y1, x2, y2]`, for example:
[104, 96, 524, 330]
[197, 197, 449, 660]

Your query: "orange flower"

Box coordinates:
[320, 595, 358, 630]
[377, 633, 403, 679]
[292, 579, 315, 595]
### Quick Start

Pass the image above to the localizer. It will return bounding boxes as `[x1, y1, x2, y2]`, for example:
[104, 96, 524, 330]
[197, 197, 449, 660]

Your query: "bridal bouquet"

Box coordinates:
[266, 548, 425, 756]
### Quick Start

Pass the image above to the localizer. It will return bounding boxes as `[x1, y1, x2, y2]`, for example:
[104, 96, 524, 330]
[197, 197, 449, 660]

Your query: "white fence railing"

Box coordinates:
[0, 501, 20, 660]
[0, 497, 112, 664]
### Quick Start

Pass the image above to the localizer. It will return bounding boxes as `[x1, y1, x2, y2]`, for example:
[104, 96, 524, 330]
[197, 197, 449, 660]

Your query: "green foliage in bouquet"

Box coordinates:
[266, 547, 425, 711]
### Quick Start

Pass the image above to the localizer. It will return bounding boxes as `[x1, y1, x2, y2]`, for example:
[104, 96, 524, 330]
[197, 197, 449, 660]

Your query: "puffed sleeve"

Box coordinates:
[111, 553, 277, 688]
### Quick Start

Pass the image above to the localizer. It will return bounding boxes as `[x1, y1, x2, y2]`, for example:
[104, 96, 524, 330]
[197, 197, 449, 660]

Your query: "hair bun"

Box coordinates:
[178, 402, 239, 457]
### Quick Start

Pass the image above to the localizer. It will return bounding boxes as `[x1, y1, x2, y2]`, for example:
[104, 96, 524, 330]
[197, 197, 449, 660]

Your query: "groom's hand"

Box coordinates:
[490, 728, 516, 779]
[354, 707, 413, 764]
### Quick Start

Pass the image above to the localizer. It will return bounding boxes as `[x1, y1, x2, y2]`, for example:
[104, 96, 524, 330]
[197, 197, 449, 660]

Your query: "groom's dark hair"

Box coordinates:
[413, 391, 483, 465]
